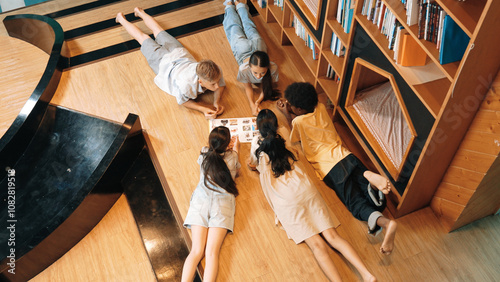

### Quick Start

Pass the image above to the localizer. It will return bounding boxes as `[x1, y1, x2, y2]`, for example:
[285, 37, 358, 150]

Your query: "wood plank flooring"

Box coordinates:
[1, 0, 499, 281]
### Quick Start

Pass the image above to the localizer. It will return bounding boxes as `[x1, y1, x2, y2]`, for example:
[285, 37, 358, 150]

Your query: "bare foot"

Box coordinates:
[380, 220, 397, 255]
[224, 0, 234, 5]
[115, 12, 125, 23]
[364, 171, 391, 194]
[134, 7, 145, 18]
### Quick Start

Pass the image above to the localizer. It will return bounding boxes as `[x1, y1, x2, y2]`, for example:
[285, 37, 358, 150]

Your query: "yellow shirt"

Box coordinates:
[290, 103, 351, 180]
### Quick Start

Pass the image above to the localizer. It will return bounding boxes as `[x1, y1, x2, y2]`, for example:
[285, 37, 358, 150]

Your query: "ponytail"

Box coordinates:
[202, 127, 239, 196]
[249, 51, 280, 101]
[255, 110, 297, 177]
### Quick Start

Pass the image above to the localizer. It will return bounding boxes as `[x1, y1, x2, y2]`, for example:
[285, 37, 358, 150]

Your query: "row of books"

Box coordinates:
[330, 32, 346, 57]
[406, 0, 469, 64]
[362, 0, 402, 50]
[292, 15, 320, 60]
[336, 0, 355, 34]
[363, 0, 469, 65]
[362, 0, 385, 25]
[417, 1, 444, 44]
[401, 0, 420, 26]
[326, 64, 341, 83]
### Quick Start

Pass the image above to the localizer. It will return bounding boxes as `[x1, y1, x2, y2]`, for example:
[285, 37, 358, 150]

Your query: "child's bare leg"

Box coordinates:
[203, 227, 227, 282]
[363, 171, 391, 194]
[181, 225, 208, 282]
[304, 234, 343, 281]
[116, 12, 150, 44]
[134, 7, 164, 37]
[322, 228, 377, 282]
[376, 217, 397, 255]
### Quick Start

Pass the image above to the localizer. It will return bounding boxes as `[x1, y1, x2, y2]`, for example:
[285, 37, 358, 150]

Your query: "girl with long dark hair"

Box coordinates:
[249, 109, 376, 282]
[182, 126, 240, 282]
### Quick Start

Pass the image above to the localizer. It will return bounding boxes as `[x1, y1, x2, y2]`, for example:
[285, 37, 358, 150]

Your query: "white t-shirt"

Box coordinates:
[154, 48, 225, 104]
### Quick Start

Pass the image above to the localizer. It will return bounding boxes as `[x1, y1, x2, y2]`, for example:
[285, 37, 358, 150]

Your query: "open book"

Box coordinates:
[209, 117, 259, 143]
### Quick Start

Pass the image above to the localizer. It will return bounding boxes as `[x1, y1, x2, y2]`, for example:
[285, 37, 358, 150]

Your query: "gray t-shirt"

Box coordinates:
[237, 61, 279, 84]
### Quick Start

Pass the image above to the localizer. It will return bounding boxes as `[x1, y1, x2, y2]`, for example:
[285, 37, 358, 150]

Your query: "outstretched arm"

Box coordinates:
[243, 83, 260, 116]
[255, 91, 264, 111]
[182, 100, 217, 119]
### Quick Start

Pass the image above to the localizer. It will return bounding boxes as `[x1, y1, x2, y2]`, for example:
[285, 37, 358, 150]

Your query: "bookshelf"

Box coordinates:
[251, 0, 500, 220]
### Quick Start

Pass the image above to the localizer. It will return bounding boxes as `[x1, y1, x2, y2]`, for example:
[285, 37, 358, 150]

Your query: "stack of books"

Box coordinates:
[336, 0, 355, 33]
[330, 32, 345, 57]
[257, 0, 267, 8]
[292, 15, 320, 60]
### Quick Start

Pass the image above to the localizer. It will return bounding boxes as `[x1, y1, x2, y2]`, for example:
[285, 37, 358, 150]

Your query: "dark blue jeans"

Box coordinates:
[323, 154, 386, 222]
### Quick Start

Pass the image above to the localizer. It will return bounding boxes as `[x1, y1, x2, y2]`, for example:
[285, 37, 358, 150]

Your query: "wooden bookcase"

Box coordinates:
[250, 0, 500, 219]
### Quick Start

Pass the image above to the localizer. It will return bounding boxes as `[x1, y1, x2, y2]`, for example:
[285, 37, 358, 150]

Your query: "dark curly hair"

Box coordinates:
[284, 82, 318, 113]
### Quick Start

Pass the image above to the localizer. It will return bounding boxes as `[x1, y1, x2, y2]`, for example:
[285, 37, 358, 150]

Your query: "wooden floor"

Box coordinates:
[1, 0, 499, 281]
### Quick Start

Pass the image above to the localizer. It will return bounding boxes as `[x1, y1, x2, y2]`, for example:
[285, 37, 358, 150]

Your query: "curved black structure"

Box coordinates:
[0, 13, 196, 281]
[0, 15, 145, 281]
[0, 14, 69, 170]
[0, 108, 145, 281]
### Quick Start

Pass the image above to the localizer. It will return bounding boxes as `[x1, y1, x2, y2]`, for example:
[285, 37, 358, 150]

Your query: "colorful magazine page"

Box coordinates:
[209, 117, 260, 143]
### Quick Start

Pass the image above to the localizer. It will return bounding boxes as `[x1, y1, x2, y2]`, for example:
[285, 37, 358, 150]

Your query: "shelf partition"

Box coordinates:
[268, 2, 285, 25]
[326, 18, 350, 48]
[436, 0, 487, 37]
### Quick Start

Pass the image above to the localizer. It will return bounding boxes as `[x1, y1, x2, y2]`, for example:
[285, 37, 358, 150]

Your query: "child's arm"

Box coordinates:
[227, 135, 239, 154]
[213, 85, 225, 115]
[243, 83, 259, 116]
[247, 161, 258, 171]
[276, 98, 296, 126]
[182, 100, 217, 119]
[255, 91, 264, 108]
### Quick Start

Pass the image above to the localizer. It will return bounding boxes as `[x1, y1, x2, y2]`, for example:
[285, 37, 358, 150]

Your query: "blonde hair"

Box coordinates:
[196, 60, 221, 82]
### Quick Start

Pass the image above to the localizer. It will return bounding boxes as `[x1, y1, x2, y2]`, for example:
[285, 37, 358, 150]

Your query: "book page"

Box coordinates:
[209, 117, 259, 143]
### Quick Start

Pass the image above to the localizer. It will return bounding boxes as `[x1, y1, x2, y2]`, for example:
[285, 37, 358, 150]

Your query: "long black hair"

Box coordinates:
[201, 126, 239, 196]
[255, 109, 297, 177]
[249, 51, 280, 101]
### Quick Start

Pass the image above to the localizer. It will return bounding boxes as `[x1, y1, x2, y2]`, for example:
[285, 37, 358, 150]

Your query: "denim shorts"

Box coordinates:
[183, 186, 236, 233]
